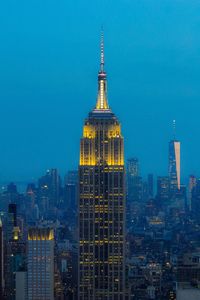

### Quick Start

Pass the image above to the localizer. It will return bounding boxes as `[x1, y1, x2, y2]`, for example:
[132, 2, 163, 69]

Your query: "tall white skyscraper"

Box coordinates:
[169, 121, 181, 193]
[169, 140, 181, 192]
[27, 227, 54, 300]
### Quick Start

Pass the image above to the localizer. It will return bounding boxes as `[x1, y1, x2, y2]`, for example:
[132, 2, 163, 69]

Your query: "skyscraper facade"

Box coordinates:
[127, 158, 143, 203]
[7, 203, 17, 241]
[38, 168, 61, 211]
[188, 175, 196, 211]
[127, 158, 139, 177]
[27, 227, 54, 300]
[169, 140, 181, 193]
[148, 174, 154, 199]
[78, 35, 125, 299]
[157, 176, 170, 202]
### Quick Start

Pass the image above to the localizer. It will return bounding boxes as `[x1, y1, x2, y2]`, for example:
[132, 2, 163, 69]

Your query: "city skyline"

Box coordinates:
[0, 1, 200, 181]
[1, 2, 200, 299]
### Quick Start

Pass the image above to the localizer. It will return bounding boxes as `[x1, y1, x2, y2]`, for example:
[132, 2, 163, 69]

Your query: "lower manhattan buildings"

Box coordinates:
[78, 35, 126, 299]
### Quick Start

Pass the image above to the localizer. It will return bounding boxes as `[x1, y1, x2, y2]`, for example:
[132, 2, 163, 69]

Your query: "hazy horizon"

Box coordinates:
[0, 0, 200, 182]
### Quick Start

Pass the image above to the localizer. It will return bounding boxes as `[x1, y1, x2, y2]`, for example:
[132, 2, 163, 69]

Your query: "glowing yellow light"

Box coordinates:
[13, 226, 20, 240]
[80, 121, 124, 166]
[28, 228, 54, 241]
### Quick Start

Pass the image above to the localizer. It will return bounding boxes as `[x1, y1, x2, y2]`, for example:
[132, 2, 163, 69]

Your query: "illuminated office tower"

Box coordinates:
[0, 218, 4, 299]
[168, 121, 181, 193]
[27, 228, 54, 300]
[78, 34, 125, 299]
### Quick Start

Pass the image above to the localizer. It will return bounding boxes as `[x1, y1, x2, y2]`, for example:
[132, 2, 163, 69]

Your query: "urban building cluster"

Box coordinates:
[1, 37, 200, 300]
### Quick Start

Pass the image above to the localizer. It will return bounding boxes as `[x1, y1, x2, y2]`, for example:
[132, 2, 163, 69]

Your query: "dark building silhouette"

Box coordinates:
[4, 204, 25, 299]
[65, 170, 78, 211]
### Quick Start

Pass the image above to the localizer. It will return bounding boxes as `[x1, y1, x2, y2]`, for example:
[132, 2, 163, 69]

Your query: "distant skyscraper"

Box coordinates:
[0, 218, 4, 299]
[127, 158, 143, 203]
[157, 176, 170, 202]
[65, 170, 78, 211]
[148, 174, 154, 198]
[7, 182, 17, 194]
[191, 179, 200, 216]
[7, 203, 17, 240]
[65, 170, 78, 185]
[127, 158, 139, 177]
[188, 175, 196, 210]
[65, 183, 77, 211]
[168, 120, 181, 193]
[78, 33, 125, 299]
[27, 227, 54, 300]
[38, 168, 61, 214]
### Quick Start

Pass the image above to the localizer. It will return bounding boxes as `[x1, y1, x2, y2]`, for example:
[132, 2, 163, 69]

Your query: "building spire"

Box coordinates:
[100, 30, 104, 72]
[95, 29, 109, 110]
[173, 119, 176, 139]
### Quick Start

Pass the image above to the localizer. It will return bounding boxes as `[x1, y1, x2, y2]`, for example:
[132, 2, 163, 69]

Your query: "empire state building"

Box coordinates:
[78, 34, 125, 300]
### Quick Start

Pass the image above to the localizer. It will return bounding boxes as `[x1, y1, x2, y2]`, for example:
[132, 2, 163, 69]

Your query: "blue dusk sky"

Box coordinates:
[0, 0, 200, 183]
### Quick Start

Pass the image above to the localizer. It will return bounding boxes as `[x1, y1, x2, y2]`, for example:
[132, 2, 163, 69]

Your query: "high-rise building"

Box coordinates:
[127, 158, 139, 177]
[27, 227, 54, 300]
[78, 34, 125, 299]
[127, 158, 143, 203]
[6, 183, 19, 205]
[148, 174, 154, 198]
[191, 178, 200, 218]
[188, 175, 196, 211]
[7, 203, 17, 241]
[168, 122, 181, 194]
[0, 218, 4, 299]
[65, 170, 78, 211]
[157, 176, 170, 202]
[38, 168, 61, 210]
[65, 170, 78, 185]
[4, 203, 26, 300]
[16, 271, 27, 300]
[65, 183, 77, 211]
